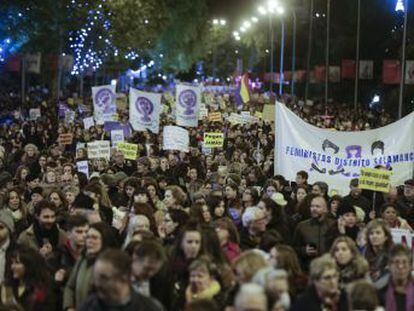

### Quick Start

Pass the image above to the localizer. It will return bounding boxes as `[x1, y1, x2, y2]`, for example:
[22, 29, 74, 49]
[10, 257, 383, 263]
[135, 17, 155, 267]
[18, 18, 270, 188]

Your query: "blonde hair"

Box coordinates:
[233, 250, 269, 282]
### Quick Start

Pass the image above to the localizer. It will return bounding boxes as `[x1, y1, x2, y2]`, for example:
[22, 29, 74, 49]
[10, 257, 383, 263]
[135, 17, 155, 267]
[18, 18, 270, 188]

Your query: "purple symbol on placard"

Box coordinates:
[179, 89, 197, 115]
[95, 88, 114, 113]
[135, 97, 153, 122]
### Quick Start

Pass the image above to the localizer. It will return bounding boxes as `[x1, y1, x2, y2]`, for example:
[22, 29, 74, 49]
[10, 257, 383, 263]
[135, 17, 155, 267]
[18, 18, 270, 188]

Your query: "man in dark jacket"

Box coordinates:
[79, 249, 163, 311]
[343, 178, 371, 217]
[291, 254, 349, 311]
[293, 196, 334, 269]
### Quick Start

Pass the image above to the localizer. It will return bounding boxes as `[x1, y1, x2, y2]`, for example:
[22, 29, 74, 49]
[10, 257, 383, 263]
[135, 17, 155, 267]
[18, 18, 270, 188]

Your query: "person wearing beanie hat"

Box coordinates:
[342, 178, 371, 218]
[327, 201, 361, 244]
[0, 209, 16, 284]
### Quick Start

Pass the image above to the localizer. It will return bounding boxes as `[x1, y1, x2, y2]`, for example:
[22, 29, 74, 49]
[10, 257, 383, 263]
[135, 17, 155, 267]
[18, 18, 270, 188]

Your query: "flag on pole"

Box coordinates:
[235, 73, 250, 109]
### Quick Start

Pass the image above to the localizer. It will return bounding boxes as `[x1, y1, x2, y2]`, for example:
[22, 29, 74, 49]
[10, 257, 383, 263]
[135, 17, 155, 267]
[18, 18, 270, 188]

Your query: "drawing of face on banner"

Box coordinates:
[95, 88, 115, 114]
[135, 97, 154, 122]
[179, 90, 197, 115]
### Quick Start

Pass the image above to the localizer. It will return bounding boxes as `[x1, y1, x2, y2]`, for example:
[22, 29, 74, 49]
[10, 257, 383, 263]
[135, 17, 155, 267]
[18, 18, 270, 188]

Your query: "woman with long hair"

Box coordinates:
[0, 245, 56, 310]
[200, 225, 234, 289]
[269, 244, 308, 297]
[157, 209, 189, 246]
[169, 221, 204, 310]
[214, 218, 241, 263]
[4, 187, 29, 235]
[206, 195, 229, 221]
[189, 202, 212, 225]
[330, 236, 369, 288]
[48, 189, 69, 228]
[363, 219, 394, 286]
[83, 182, 113, 225]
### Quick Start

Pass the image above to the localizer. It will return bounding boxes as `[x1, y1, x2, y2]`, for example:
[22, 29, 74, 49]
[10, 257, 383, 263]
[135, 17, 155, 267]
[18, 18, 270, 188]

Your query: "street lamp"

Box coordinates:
[212, 18, 227, 79]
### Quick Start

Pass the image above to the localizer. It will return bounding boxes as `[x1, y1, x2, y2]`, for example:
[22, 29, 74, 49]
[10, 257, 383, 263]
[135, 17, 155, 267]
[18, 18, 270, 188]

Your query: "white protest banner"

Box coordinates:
[163, 126, 189, 152]
[76, 161, 89, 179]
[87, 140, 111, 160]
[359, 60, 374, 80]
[92, 85, 117, 124]
[111, 129, 124, 147]
[29, 108, 41, 120]
[129, 88, 161, 134]
[176, 84, 201, 127]
[83, 117, 95, 130]
[275, 102, 414, 195]
[391, 228, 414, 249]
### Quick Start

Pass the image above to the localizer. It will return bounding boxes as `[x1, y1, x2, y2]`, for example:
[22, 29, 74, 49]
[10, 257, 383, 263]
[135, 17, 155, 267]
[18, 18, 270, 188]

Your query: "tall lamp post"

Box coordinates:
[325, 0, 331, 105]
[354, 0, 361, 110]
[258, 1, 285, 94]
[398, 0, 408, 119]
[212, 18, 227, 79]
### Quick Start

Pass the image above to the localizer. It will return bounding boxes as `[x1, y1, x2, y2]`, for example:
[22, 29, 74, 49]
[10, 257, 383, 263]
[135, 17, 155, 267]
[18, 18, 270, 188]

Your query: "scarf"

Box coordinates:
[32, 219, 59, 248]
[185, 280, 221, 303]
[385, 280, 414, 311]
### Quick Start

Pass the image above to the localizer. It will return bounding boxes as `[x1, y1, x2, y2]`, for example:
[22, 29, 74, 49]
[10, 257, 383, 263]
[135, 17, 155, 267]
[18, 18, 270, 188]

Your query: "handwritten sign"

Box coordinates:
[208, 112, 223, 123]
[111, 129, 124, 147]
[58, 133, 74, 145]
[87, 141, 111, 160]
[76, 160, 89, 179]
[228, 113, 244, 125]
[204, 133, 224, 148]
[359, 167, 392, 193]
[83, 117, 95, 130]
[163, 126, 189, 152]
[116, 142, 138, 160]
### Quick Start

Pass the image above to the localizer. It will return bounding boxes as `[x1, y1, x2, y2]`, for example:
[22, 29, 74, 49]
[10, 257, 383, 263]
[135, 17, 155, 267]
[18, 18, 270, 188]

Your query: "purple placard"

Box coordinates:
[59, 103, 68, 118]
[104, 121, 132, 138]
[104, 121, 121, 132]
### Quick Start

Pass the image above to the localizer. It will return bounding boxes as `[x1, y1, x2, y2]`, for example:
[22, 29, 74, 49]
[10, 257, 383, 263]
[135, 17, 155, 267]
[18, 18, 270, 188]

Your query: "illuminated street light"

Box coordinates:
[220, 19, 227, 25]
[213, 19, 219, 25]
[258, 6, 267, 15]
[276, 6, 285, 15]
[267, 0, 279, 13]
[233, 31, 239, 36]
[240, 27, 246, 32]
[243, 21, 252, 28]
[251, 16, 259, 23]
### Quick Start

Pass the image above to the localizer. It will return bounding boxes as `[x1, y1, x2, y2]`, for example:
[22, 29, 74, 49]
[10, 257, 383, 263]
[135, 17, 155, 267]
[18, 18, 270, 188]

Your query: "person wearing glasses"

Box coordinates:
[378, 244, 414, 311]
[291, 254, 349, 311]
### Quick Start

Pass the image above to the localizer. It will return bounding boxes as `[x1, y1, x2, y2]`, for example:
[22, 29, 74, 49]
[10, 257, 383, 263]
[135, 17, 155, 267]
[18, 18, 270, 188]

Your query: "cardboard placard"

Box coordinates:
[87, 141, 111, 160]
[111, 129, 124, 147]
[163, 126, 189, 152]
[204, 132, 224, 148]
[58, 133, 74, 145]
[83, 117, 95, 130]
[76, 160, 89, 179]
[116, 142, 138, 160]
[208, 112, 223, 123]
[359, 167, 392, 193]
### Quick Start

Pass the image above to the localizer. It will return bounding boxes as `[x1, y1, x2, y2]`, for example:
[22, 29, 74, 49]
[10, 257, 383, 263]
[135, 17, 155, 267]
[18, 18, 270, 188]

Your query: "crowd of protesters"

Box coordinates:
[0, 85, 411, 311]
